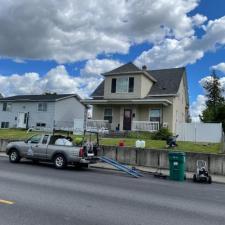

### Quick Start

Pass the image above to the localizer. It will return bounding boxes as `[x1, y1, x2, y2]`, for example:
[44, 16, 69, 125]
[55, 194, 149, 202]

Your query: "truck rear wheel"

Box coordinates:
[54, 154, 67, 169]
[9, 149, 21, 163]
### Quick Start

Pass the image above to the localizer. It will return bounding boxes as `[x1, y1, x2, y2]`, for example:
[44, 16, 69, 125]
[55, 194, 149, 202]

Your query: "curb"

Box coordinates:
[1, 153, 225, 184]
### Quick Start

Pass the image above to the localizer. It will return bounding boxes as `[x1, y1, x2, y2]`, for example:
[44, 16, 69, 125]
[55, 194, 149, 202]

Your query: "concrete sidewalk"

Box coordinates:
[1, 152, 225, 184]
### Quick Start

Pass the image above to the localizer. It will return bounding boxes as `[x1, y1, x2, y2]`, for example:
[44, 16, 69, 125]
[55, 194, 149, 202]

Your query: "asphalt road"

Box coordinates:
[1, 157, 225, 225]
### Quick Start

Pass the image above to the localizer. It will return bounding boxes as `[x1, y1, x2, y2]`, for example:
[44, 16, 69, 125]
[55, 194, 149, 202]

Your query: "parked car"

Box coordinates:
[6, 132, 99, 169]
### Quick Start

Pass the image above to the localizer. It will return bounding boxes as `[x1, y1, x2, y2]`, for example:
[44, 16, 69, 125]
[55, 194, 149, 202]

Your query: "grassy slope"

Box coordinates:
[100, 138, 221, 154]
[0, 129, 221, 154]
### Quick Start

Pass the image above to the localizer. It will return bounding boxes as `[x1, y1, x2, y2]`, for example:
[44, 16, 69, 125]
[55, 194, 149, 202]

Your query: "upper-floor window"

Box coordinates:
[2, 102, 12, 112]
[38, 102, 47, 112]
[111, 77, 134, 93]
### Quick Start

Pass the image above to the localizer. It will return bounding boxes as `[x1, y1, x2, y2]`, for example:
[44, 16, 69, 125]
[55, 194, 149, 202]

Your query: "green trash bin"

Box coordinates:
[168, 152, 186, 181]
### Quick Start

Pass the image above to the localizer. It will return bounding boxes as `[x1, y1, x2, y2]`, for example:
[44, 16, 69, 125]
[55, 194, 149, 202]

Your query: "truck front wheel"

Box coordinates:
[9, 149, 21, 163]
[54, 154, 67, 169]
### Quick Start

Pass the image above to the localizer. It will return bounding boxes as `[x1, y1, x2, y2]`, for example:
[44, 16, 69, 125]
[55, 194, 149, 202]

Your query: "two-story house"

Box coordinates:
[82, 62, 189, 133]
[0, 93, 86, 130]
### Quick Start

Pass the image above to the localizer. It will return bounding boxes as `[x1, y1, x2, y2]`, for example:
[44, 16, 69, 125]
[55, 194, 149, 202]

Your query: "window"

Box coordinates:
[116, 77, 128, 93]
[111, 77, 134, 93]
[104, 108, 112, 123]
[128, 77, 134, 92]
[2, 102, 12, 111]
[1, 122, 9, 128]
[149, 109, 161, 122]
[36, 123, 46, 127]
[111, 78, 116, 93]
[28, 135, 42, 144]
[42, 135, 49, 144]
[38, 103, 47, 112]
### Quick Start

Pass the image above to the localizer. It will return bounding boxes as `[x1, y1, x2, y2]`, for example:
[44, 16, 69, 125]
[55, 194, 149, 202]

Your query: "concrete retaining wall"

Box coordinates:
[1, 139, 225, 176]
[101, 146, 225, 176]
[0, 139, 23, 152]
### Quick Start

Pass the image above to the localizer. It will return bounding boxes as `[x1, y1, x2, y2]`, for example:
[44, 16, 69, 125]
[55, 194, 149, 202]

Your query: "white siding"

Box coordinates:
[0, 102, 55, 128]
[54, 97, 85, 128]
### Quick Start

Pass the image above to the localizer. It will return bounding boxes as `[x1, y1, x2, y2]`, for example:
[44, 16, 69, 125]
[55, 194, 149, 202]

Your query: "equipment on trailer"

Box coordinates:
[193, 160, 212, 184]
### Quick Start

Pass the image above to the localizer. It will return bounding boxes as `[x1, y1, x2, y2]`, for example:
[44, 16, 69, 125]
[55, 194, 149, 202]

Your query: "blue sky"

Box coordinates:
[0, 0, 225, 120]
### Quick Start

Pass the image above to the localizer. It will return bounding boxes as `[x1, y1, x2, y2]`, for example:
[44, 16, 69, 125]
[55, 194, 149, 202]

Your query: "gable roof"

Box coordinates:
[147, 67, 185, 96]
[0, 94, 81, 102]
[103, 62, 157, 82]
[103, 62, 141, 75]
[91, 65, 185, 98]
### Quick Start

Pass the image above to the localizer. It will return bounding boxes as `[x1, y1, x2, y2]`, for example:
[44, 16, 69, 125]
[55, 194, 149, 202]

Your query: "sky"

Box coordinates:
[0, 0, 225, 121]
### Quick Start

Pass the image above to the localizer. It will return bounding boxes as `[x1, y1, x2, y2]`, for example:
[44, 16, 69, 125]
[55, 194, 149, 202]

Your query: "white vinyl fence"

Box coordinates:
[176, 123, 223, 143]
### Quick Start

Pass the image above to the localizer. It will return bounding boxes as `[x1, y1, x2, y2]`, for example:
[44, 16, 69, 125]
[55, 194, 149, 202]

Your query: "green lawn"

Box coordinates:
[0, 129, 40, 140]
[100, 138, 221, 154]
[0, 129, 221, 154]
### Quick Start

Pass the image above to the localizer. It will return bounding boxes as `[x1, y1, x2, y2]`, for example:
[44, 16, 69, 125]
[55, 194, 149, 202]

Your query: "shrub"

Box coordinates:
[152, 128, 172, 140]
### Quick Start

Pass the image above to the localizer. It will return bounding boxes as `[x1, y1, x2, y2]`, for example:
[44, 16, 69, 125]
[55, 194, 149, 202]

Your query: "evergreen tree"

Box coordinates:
[200, 70, 225, 130]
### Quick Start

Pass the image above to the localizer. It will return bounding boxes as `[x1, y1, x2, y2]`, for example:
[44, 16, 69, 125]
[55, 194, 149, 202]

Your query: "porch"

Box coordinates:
[83, 98, 172, 132]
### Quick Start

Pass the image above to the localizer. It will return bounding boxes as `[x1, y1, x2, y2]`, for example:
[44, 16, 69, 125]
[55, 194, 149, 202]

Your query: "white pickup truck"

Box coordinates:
[6, 132, 99, 169]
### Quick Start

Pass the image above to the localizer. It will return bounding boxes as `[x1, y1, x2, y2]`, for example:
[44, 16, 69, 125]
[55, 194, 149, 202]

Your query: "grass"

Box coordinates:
[100, 138, 221, 154]
[0, 129, 221, 154]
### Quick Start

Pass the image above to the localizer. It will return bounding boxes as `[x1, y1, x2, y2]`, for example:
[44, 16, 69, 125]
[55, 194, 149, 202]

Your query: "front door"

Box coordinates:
[123, 109, 132, 131]
[17, 112, 27, 128]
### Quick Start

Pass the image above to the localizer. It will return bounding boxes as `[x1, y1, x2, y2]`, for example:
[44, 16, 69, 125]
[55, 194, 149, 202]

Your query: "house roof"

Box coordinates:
[91, 65, 185, 98]
[147, 67, 185, 96]
[0, 94, 82, 102]
[103, 62, 141, 75]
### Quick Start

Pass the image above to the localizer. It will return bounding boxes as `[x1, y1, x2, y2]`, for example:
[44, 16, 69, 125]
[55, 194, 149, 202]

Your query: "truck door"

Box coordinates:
[31, 134, 49, 159]
[26, 134, 42, 158]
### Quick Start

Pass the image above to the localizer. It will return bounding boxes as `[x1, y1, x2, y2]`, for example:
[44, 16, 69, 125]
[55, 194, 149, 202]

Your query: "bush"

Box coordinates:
[152, 128, 172, 140]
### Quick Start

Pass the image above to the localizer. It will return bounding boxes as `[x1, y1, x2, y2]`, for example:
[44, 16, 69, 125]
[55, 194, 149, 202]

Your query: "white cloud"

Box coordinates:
[0, 58, 123, 97]
[211, 63, 225, 73]
[192, 14, 207, 27]
[136, 16, 225, 69]
[135, 37, 203, 69]
[190, 94, 207, 122]
[199, 75, 225, 91]
[0, 0, 202, 63]
[80, 59, 122, 77]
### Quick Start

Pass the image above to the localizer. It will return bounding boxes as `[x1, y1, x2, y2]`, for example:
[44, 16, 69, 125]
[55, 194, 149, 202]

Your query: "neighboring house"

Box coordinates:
[82, 62, 189, 133]
[0, 94, 86, 130]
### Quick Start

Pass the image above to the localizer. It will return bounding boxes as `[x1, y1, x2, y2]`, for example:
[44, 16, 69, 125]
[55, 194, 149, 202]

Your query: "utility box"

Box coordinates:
[168, 152, 186, 181]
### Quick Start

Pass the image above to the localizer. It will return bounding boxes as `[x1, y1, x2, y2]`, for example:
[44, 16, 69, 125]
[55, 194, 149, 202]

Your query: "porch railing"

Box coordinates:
[86, 120, 110, 132]
[132, 121, 160, 132]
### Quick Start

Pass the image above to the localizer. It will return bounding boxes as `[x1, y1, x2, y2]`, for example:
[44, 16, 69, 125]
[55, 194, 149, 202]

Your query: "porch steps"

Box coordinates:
[99, 156, 143, 178]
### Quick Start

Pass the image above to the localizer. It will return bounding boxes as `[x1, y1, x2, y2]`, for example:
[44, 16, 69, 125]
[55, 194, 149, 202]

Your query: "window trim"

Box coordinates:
[2, 102, 12, 112]
[112, 76, 134, 94]
[37, 102, 48, 112]
[149, 109, 161, 123]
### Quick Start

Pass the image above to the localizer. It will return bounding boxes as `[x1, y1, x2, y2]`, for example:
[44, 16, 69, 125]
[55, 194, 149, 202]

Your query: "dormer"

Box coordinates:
[102, 63, 157, 99]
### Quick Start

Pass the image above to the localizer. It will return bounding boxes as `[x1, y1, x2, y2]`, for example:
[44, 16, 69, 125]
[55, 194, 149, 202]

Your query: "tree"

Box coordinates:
[200, 70, 225, 130]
